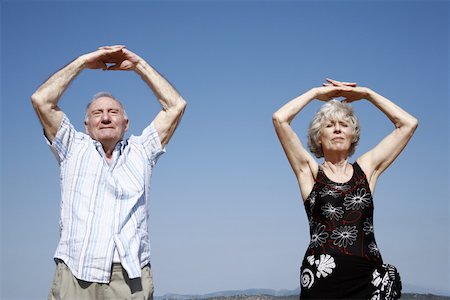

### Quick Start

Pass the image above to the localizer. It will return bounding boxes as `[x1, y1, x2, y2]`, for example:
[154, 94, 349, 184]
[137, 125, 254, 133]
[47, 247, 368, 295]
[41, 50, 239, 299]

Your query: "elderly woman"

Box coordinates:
[272, 79, 418, 299]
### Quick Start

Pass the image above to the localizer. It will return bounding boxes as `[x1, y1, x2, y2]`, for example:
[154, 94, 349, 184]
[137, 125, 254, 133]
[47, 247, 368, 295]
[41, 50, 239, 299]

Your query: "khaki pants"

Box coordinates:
[48, 260, 154, 300]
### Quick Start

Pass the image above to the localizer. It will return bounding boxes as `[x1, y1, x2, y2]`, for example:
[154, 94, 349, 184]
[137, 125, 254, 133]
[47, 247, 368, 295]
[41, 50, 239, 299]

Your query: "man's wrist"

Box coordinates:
[74, 55, 89, 70]
[134, 59, 152, 75]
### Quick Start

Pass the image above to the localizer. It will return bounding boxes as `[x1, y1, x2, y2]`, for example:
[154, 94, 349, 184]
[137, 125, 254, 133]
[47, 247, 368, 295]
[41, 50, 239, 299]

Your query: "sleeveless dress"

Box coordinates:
[300, 162, 401, 300]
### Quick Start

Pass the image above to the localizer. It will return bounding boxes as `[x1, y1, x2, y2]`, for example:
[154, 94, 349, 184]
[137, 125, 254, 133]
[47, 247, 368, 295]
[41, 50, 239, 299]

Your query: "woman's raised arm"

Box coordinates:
[272, 85, 352, 200]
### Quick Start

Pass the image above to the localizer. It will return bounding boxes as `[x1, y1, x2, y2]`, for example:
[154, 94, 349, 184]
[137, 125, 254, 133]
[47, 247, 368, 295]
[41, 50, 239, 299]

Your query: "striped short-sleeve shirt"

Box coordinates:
[47, 114, 165, 283]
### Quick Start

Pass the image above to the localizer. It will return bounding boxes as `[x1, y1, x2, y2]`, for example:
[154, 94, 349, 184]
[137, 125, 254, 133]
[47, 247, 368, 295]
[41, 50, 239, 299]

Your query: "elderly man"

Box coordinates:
[31, 45, 186, 300]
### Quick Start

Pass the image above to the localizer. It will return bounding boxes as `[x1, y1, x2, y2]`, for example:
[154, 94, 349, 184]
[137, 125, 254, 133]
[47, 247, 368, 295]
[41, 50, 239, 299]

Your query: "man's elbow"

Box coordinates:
[31, 92, 55, 115]
[179, 98, 187, 110]
[165, 97, 186, 117]
[175, 97, 187, 114]
[31, 92, 44, 110]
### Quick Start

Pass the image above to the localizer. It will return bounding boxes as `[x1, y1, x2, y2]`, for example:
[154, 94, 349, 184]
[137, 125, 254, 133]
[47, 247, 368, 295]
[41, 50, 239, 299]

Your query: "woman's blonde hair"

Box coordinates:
[308, 100, 360, 158]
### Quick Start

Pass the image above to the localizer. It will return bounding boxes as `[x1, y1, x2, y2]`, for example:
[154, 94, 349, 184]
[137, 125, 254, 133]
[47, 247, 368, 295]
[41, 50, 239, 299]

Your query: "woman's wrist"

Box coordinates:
[362, 87, 376, 102]
[309, 87, 323, 99]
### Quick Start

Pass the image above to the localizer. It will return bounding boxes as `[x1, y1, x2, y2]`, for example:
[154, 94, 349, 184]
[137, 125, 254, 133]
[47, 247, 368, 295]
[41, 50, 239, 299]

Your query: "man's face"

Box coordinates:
[84, 97, 129, 146]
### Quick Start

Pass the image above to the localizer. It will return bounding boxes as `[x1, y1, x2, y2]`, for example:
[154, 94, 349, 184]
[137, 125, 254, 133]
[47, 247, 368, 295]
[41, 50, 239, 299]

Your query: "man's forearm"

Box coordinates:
[134, 58, 186, 147]
[32, 57, 86, 109]
[31, 56, 86, 141]
[134, 60, 186, 110]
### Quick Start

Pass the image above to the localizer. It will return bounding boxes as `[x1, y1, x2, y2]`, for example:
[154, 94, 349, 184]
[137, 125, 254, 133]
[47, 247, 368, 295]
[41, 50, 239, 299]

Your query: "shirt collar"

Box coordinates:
[93, 139, 126, 156]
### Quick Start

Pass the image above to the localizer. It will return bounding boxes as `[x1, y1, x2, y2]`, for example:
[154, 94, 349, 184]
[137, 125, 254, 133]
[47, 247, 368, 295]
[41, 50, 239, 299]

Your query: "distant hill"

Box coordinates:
[155, 288, 299, 300]
[199, 296, 450, 300]
[155, 288, 450, 300]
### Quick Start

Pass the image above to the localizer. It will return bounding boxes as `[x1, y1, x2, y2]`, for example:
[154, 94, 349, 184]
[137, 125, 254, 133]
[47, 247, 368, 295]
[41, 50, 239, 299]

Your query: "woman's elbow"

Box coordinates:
[272, 111, 286, 125]
[408, 116, 419, 130]
[404, 116, 419, 135]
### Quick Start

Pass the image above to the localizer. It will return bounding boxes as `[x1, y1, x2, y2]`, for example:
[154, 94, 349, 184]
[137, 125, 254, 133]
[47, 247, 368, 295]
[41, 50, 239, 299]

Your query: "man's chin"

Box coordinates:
[95, 136, 122, 145]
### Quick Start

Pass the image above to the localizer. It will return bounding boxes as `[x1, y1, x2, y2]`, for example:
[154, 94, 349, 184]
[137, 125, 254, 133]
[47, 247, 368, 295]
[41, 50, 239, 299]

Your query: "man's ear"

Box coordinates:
[125, 119, 129, 132]
[84, 121, 89, 134]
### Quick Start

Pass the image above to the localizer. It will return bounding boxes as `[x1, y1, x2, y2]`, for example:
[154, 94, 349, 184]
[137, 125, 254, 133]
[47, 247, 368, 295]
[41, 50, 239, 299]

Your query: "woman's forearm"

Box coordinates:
[366, 89, 418, 130]
[273, 88, 318, 124]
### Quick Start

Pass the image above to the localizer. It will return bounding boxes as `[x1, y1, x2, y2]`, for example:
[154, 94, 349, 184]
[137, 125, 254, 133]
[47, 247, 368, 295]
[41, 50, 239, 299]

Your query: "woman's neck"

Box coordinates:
[323, 151, 349, 166]
[322, 157, 353, 183]
[323, 159, 349, 171]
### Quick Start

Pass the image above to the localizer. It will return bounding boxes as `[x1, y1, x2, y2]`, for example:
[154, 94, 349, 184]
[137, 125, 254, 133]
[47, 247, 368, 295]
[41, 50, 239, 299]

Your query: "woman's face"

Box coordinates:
[319, 118, 355, 155]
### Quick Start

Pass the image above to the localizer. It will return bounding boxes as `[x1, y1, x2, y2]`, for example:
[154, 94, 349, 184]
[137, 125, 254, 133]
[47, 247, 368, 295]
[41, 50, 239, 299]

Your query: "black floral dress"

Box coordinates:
[300, 162, 402, 299]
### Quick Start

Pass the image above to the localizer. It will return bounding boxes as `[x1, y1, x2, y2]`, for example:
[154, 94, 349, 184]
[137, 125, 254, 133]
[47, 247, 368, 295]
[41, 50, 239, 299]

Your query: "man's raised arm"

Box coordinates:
[31, 46, 127, 141]
[102, 46, 187, 147]
[135, 58, 186, 148]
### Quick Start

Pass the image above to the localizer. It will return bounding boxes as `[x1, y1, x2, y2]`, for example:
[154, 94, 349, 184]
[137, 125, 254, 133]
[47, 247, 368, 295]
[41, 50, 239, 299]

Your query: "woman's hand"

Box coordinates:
[323, 78, 357, 87]
[321, 78, 370, 103]
[339, 87, 371, 103]
[313, 85, 354, 102]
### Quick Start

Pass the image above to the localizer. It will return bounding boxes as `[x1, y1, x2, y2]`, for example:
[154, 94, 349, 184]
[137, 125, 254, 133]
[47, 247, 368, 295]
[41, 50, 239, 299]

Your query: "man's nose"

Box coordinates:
[101, 112, 111, 123]
[334, 124, 342, 132]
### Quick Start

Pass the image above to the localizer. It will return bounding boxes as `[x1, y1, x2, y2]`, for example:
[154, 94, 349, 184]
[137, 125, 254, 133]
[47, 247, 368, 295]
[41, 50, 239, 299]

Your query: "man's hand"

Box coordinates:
[81, 45, 141, 71]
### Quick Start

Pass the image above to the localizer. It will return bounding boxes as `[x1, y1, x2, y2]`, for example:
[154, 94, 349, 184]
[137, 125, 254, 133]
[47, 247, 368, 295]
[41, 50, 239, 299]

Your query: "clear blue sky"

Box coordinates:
[1, 0, 449, 299]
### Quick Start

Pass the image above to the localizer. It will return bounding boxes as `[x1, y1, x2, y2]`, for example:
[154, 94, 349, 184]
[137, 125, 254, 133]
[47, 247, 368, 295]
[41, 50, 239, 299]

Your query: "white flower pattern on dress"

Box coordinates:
[301, 163, 388, 296]
[301, 255, 337, 289]
[315, 254, 336, 278]
[307, 191, 317, 217]
[334, 184, 351, 193]
[321, 203, 344, 221]
[319, 187, 341, 198]
[331, 225, 358, 248]
[309, 224, 329, 248]
[368, 242, 380, 256]
[308, 217, 314, 229]
[308, 191, 317, 206]
[344, 188, 371, 210]
[363, 218, 374, 235]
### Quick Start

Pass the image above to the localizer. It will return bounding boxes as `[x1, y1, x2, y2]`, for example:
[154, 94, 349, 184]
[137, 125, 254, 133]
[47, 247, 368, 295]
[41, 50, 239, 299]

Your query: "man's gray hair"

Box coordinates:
[85, 91, 128, 122]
